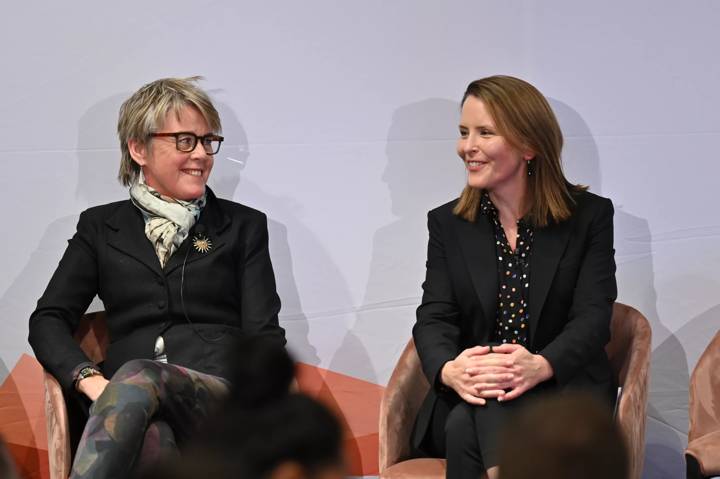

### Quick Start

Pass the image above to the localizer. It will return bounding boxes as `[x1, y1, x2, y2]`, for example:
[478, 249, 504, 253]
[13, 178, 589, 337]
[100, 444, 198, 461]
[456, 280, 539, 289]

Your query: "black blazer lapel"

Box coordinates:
[528, 219, 573, 343]
[106, 202, 163, 277]
[455, 215, 498, 327]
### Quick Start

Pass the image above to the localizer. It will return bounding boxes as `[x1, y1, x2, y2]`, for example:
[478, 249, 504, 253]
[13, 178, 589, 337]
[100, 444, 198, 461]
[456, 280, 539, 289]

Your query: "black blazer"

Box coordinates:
[29, 188, 285, 391]
[411, 190, 617, 448]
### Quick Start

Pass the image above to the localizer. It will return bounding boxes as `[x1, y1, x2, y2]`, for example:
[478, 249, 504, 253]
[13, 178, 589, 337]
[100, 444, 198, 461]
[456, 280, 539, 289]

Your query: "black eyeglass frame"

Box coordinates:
[150, 132, 225, 155]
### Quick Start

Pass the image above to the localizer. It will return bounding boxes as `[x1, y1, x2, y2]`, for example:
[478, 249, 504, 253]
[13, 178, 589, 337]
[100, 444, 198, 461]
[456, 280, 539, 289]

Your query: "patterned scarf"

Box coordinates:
[129, 173, 206, 268]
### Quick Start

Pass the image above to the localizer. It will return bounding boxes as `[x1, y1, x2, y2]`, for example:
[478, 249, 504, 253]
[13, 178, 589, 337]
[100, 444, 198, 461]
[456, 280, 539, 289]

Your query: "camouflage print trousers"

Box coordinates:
[70, 359, 230, 479]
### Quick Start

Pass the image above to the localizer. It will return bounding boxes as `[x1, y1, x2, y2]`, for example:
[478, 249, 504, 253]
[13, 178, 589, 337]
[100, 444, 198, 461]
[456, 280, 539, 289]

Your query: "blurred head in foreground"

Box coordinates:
[499, 392, 628, 479]
[226, 333, 296, 408]
[0, 436, 19, 479]
[144, 393, 344, 479]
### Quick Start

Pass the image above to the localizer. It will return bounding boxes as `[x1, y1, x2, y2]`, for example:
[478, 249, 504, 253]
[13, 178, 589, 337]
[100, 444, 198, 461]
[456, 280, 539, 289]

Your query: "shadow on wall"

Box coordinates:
[189, 100, 321, 369]
[0, 93, 128, 385]
[550, 98, 688, 479]
[675, 303, 720, 371]
[349, 98, 465, 384]
[75, 93, 130, 203]
[233, 176, 362, 375]
[206, 102, 248, 200]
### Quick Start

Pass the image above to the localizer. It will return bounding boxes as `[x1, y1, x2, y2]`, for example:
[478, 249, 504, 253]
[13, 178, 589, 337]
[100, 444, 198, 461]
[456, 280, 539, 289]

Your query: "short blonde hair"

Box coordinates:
[117, 76, 222, 186]
[453, 75, 585, 227]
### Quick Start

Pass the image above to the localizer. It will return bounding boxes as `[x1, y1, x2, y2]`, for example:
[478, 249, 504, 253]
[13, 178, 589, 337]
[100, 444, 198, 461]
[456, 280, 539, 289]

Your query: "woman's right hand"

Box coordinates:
[440, 346, 514, 405]
[77, 375, 110, 402]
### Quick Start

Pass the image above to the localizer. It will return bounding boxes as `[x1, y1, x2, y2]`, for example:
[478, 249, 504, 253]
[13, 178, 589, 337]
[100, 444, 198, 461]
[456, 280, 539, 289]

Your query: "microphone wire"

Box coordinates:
[179, 225, 228, 343]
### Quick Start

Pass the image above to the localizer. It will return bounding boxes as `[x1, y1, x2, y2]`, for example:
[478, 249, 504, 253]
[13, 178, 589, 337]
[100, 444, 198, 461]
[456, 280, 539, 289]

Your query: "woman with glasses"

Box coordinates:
[410, 76, 617, 479]
[28, 77, 285, 478]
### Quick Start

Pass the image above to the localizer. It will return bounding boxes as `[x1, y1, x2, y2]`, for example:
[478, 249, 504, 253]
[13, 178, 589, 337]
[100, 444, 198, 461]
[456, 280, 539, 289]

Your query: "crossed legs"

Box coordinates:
[70, 359, 229, 479]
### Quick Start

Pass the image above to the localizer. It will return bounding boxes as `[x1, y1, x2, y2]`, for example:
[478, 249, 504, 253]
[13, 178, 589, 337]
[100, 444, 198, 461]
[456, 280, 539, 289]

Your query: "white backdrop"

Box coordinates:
[1, 1, 719, 477]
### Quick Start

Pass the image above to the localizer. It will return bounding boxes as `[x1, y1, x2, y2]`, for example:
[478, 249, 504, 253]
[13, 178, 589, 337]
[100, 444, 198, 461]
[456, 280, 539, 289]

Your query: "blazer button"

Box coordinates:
[157, 300, 166, 309]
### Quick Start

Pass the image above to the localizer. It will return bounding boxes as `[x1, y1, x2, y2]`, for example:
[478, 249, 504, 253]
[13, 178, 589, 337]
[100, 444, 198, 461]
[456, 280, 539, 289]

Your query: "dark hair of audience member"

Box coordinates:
[499, 392, 628, 479]
[0, 436, 20, 479]
[226, 333, 295, 408]
[143, 393, 344, 479]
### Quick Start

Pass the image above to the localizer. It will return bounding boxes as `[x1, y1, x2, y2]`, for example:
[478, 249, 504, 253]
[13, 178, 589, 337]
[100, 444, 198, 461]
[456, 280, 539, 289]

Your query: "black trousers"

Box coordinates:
[419, 385, 552, 479]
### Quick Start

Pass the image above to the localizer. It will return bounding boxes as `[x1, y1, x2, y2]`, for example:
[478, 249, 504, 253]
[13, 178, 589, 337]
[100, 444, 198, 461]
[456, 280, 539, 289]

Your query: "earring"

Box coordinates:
[527, 160, 534, 176]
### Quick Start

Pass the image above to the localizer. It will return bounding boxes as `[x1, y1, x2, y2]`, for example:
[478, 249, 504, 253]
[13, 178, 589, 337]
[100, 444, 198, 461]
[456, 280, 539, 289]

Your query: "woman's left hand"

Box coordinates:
[465, 343, 553, 401]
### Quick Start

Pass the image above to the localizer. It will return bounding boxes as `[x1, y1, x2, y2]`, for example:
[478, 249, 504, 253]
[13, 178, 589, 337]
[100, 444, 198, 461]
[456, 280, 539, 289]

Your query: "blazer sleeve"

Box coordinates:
[238, 212, 285, 345]
[539, 198, 617, 386]
[28, 211, 100, 391]
[413, 209, 461, 390]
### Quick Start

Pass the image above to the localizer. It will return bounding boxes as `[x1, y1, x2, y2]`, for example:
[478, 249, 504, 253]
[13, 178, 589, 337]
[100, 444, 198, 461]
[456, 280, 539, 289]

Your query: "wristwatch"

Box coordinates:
[75, 366, 103, 390]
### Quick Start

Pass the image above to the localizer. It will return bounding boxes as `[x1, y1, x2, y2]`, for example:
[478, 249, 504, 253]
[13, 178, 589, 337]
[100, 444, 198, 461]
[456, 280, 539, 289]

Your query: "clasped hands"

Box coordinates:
[440, 344, 553, 405]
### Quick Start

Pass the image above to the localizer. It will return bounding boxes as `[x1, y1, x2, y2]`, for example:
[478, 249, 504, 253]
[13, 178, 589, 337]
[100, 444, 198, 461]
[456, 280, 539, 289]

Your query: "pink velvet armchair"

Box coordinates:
[686, 331, 720, 479]
[379, 302, 652, 479]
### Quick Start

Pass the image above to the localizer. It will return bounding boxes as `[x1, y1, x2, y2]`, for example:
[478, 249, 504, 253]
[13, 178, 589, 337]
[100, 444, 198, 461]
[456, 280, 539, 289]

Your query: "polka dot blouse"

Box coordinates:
[480, 192, 534, 346]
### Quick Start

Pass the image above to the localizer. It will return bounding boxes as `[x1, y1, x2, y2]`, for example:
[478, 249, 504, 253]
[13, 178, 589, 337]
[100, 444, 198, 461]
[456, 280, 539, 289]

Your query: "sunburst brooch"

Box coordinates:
[192, 234, 213, 253]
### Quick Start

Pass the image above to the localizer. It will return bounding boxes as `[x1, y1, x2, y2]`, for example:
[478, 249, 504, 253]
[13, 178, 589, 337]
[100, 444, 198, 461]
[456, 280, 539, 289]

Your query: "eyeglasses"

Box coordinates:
[150, 132, 224, 155]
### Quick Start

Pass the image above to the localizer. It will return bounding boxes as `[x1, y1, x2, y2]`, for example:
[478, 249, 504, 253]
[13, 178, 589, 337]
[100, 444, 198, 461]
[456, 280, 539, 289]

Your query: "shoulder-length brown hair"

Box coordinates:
[453, 75, 585, 227]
